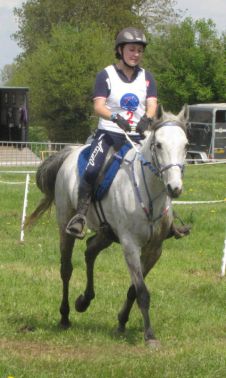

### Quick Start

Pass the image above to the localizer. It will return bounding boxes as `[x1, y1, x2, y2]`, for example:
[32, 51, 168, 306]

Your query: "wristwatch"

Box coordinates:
[110, 112, 118, 122]
[147, 117, 154, 125]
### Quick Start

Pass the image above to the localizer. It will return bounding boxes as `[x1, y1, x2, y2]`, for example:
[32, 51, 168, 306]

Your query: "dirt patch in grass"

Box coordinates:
[0, 337, 153, 363]
[0, 262, 59, 282]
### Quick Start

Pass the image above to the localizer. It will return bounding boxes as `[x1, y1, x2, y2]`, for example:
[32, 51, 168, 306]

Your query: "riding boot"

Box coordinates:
[168, 223, 191, 239]
[167, 211, 191, 239]
[66, 179, 92, 239]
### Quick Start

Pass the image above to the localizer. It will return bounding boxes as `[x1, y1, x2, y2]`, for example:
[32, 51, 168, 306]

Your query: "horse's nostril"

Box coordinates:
[167, 184, 182, 198]
[167, 184, 173, 196]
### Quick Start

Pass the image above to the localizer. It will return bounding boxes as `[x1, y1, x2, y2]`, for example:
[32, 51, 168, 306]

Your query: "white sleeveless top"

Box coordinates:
[98, 65, 147, 134]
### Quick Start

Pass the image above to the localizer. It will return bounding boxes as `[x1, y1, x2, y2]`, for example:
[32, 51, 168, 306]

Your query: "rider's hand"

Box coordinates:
[136, 114, 154, 135]
[110, 113, 131, 132]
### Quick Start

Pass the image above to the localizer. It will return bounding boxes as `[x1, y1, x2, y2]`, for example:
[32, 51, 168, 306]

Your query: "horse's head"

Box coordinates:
[147, 105, 189, 198]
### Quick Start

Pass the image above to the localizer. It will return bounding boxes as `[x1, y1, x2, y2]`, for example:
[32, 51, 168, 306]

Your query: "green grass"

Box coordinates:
[0, 164, 225, 377]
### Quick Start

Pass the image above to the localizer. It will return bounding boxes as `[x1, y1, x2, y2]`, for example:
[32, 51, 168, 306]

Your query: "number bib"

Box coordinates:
[98, 65, 147, 134]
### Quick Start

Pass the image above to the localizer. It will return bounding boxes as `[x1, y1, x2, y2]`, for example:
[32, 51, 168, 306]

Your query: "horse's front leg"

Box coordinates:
[120, 241, 158, 345]
[118, 245, 162, 345]
[75, 230, 112, 312]
[59, 231, 75, 328]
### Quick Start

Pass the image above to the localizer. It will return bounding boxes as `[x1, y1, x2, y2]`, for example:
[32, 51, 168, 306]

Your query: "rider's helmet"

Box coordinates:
[115, 27, 148, 59]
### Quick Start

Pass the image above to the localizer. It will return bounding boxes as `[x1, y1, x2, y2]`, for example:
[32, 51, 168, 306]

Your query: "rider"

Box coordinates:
[66, 27, 157, 239]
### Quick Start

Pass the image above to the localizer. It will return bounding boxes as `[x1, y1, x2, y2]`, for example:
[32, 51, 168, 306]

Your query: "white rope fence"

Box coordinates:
[0, 180, 27, 185]
[173, 200, 226, 205]
[0, 171, 35, 242]
[186, 159, 226, 165]
[173, 199, 226, 276]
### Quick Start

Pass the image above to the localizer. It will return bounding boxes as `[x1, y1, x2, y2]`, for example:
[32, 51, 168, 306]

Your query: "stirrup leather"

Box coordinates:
[66, 214, 87, 239]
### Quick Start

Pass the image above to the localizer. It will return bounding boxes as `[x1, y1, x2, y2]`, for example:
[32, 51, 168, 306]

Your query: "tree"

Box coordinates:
[0, 64, 17, 84]
[135, 0, 181, 31]
[145, 18, 226, 110]
[10, 0, 181, 141]
[10, 23, 113, 142]
[13, 0, 180, 55]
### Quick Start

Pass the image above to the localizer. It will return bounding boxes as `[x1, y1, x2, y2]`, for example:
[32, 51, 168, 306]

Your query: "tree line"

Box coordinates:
[1, 0, 226, 142]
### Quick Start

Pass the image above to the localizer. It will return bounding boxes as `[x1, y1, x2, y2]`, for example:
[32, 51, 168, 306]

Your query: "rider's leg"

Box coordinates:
[66, 132, 113, 239]
[66, 177, 93, 239]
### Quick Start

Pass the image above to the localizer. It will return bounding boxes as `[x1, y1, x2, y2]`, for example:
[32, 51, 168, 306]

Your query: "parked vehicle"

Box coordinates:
[0, 86, 29, 142]
[187, 103, 226, 162]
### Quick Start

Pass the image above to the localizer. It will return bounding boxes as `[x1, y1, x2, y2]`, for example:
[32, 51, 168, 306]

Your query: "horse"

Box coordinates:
[26, 105, 189, 347]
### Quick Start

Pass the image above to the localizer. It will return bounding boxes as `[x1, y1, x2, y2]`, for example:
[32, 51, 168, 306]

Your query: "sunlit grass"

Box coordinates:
[0, 165, 225, 377]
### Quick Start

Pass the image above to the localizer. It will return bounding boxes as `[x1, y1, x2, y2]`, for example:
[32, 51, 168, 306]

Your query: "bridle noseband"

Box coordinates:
[150, 120, 187, 178]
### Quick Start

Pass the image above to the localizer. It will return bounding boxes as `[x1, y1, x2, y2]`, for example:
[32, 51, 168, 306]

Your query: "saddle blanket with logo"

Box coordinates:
[78, 143, 131, 201]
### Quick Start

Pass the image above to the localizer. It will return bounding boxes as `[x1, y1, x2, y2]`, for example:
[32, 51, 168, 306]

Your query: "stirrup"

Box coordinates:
[66, 214, 87, 239]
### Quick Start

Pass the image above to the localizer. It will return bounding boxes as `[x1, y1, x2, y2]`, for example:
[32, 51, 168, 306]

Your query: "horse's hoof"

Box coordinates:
[59, 319, 71, 330]
[116, 324, 126, 334]
[112, 325, 126, 339]
[75, 295, 90, 312]
[145, 339, 161, 349]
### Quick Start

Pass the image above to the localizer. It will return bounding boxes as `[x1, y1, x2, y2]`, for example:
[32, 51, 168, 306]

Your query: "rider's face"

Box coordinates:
[120, 43, 144, 66]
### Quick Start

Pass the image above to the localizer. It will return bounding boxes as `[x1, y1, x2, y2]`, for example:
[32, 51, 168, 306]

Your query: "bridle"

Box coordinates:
[138, 121, 185, 179]
[124, 120, 187, 224]
[149, 120, 187, 179]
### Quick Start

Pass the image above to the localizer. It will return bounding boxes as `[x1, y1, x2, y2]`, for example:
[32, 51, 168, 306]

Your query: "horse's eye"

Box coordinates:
[156, 142, 162, 149]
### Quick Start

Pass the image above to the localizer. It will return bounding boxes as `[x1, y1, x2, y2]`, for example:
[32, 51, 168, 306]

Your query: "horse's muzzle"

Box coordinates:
[167, 184, 182, 198]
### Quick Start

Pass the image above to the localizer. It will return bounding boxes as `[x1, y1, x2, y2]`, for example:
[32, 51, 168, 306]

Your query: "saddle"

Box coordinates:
[78, 143, 132, 201]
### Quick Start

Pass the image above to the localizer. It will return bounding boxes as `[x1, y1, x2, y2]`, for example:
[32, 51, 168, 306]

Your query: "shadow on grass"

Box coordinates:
[6, 312, 142, 345]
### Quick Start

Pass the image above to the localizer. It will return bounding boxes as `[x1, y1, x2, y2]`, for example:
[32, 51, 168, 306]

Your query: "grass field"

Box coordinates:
[0, 163, 225, 378]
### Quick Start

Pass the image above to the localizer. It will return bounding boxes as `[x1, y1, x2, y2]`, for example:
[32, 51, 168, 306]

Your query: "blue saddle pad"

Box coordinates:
[78, 143, 131, 201]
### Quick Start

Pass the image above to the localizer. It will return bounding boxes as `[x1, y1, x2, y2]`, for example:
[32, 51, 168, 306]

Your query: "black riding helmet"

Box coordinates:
[115, 27, 148, 62]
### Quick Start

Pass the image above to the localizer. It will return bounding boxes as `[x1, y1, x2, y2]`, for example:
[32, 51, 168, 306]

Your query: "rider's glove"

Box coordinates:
[136, 114, 154, 135]
[110, 113, 131, 132]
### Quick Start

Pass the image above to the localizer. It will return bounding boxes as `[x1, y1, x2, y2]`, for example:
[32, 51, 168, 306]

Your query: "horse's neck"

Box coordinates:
[125, 139, 170, 216]
[138, 135, 163, 193]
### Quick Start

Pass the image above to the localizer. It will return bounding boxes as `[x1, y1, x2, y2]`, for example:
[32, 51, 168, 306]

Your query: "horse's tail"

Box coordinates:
[26, 146, 73, 227]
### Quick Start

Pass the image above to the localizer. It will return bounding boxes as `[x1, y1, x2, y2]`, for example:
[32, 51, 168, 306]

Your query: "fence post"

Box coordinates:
[221, 239, 226, 277]
[20, 173, 30, 242]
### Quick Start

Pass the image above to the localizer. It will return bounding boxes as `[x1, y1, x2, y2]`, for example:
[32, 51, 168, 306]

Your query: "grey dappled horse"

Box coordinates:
[27, 105, 188, 347]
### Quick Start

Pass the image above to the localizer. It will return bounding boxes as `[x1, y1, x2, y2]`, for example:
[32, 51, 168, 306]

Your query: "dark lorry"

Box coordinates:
[0, 86, 29, 142]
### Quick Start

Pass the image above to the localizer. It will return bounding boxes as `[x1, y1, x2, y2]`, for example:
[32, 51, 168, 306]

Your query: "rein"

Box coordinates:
[124, 119, 186, 224]
[126, 153, 168, 225]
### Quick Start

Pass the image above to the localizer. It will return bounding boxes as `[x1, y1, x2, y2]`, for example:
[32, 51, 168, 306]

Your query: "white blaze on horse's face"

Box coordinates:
[154, 125, 188, 198]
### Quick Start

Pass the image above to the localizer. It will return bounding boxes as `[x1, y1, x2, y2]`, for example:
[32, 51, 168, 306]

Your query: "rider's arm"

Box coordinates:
[93, 97, 112, 120]
[146, 97, 158, 119]
[145, 71, 158, 119]
[93, 70, 112, 120]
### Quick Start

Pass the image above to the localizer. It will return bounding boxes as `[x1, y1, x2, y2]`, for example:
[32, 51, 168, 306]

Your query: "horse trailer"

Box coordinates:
[0, 86, 29, 142]
[187, 103, 226, 162]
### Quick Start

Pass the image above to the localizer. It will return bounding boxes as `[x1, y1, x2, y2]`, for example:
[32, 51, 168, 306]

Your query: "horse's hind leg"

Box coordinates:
[75, 230, 112, 312]
[59, 231, 75, 328]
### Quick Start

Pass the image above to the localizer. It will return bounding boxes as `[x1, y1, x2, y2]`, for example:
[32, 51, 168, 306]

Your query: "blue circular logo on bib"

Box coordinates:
[120, 93, 139, 111]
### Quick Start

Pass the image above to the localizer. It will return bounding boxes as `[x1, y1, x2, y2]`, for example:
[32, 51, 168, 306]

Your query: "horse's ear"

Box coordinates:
[178, 104, 189, 122]
[156, 103, 164, 120]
